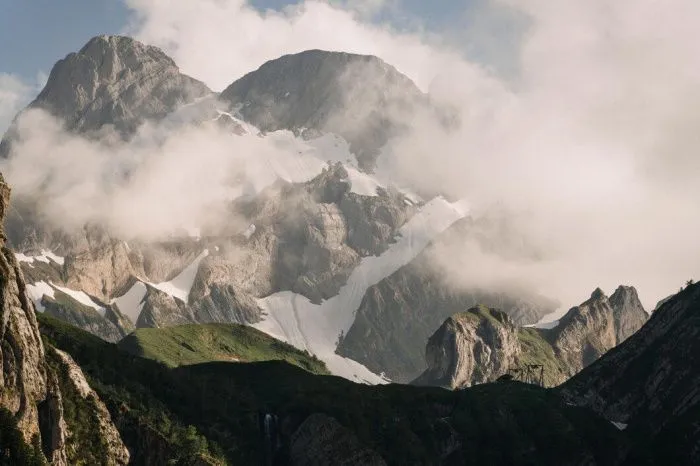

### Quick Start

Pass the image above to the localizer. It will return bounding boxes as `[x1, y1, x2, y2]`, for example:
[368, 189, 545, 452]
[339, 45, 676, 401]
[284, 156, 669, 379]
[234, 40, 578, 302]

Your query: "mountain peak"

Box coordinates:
[219, 49, 426, 171]
[74, 34, 177, 69]
[590, 287, 607, 300]
[0, 35, 211, 151]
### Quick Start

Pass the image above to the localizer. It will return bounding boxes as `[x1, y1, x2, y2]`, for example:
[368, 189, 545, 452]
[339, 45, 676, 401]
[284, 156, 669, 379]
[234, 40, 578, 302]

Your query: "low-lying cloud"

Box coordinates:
[2, 0, 699, 314]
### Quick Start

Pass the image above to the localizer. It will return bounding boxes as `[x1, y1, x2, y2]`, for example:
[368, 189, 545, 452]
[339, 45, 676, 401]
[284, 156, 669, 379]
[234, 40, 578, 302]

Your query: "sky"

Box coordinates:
[1, 0, 699, 314]
[0, 0, 486, 82]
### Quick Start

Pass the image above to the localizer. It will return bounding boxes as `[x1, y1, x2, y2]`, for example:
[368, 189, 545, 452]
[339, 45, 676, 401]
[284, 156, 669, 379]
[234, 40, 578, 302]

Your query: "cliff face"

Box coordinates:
[413, 306, 521, 389]
[414, 286, 649, 389]
[0, 172, 51, 448]
[0, 172, 129, 464]
[550, 286, 649, 374]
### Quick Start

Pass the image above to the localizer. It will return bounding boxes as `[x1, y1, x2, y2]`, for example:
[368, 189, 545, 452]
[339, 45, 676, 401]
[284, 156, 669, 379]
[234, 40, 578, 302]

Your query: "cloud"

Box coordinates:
[0, 74, 34, 136]
[3, 0, 700, 314]
[380, 0, 700, 312]
[123, 0, 487, 92]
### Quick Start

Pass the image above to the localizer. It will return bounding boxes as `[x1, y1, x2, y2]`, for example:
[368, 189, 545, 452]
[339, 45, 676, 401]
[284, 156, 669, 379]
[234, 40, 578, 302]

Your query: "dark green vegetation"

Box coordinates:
[118, 323, 329, 374]
[37, 314, 630, 465]
[0, 409, 46, 466]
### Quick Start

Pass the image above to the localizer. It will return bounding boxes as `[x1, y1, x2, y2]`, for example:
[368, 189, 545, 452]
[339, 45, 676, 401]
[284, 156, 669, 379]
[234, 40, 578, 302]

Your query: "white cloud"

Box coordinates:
[0, 74, 33, 136]
[123, 0, 486, 92]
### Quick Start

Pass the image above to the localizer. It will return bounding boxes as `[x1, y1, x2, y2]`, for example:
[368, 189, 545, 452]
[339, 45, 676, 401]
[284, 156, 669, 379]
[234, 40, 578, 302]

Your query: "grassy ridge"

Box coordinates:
[118, 323, 330, 375]
[37, 313, 629, 466]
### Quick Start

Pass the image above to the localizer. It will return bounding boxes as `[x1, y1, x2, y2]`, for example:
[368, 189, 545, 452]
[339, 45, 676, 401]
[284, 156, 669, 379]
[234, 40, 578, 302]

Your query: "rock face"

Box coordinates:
[414, 286, 649, 389]
[561, 282, 700, 462]
[550, 286, 649, 373]
[1, 172, 51, 448]
[1, 35, 210, 158]
[413, 306, 521, 389]
[14, 161, 416, 342]
[50, 348, 131, 465]
[289, 413, 387, 466]
[0, 172, 129, 464]
[219, 49, 426, 171]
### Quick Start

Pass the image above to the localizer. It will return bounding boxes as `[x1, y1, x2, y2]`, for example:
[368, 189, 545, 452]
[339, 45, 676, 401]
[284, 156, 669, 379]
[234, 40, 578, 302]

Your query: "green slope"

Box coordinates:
[118, 323, 329, 375]
[37, 313, 631, 466]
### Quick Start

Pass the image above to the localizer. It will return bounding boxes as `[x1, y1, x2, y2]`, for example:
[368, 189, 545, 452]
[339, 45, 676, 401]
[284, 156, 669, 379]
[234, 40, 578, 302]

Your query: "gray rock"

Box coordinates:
[1, 35, 211, 159]
[550, 286, 648, 373]
[413, 286, 649, 390]
[413, 306, 521, 389]
[1, 171, 128, 464]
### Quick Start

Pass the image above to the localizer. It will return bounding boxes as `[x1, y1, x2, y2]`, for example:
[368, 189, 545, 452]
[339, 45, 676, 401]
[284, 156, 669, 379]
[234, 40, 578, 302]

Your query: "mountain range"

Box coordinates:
[0, 34, 698, 465]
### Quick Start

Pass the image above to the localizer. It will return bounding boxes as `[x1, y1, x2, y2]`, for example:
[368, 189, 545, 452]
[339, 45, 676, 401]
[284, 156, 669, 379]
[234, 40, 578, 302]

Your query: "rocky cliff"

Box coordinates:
[414, 286, 648, 389]
[561, 282, 700, 464]
[412, 306, 521, 389]
[0, 172, 129, 464]
[549, 286, 648, 374]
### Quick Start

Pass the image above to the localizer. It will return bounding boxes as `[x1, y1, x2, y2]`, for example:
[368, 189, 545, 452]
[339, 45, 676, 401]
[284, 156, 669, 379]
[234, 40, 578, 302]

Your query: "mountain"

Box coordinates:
[1, 35, 210, 159]
[414, 286, 648, 389]
[1, 34, 560, 385]
[561, 281, 700, 464]
[118, 323, 329, 374]
[219, 49, 426, 171]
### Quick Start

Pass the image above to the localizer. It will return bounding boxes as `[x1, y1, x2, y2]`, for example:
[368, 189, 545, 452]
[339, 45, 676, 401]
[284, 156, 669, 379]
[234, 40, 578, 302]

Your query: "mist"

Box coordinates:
[1, 0, 699, 314]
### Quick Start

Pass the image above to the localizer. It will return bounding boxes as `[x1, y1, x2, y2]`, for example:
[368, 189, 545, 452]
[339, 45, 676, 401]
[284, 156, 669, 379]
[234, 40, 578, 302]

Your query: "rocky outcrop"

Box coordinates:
[0, 173, 51, 448]
[550, 286, 648, 373]
[1, 172, 128, 464]
[219, 49, 426, 171]
[50, 348, 129, 465]
[414, 286, 649, 389]
[289, 413, 387, 466]
[413, 306, 521, 389]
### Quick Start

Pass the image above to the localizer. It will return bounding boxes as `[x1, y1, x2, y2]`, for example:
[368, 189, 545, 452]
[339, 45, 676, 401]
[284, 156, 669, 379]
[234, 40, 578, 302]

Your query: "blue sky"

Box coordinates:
[0, 0, 474, 82]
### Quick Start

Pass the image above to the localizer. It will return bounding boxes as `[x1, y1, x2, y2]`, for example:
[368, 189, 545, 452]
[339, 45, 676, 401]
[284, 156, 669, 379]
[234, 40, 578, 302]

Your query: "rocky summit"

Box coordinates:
[219, 49, 427, 171]
[414, 286, 649, 389]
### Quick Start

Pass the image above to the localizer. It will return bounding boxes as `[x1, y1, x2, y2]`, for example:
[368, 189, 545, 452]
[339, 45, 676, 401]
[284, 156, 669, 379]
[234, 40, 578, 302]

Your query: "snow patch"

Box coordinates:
[243, 224, 256, 239]
[51, 283, 106, 316]
[525, 319, 561, 330]
[254, 197, 469, 384]
[15, 250, 65, 266]
[26, 281, 55, 312]
[148, 250, 209, 303]
[111, 281, 148, 325]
